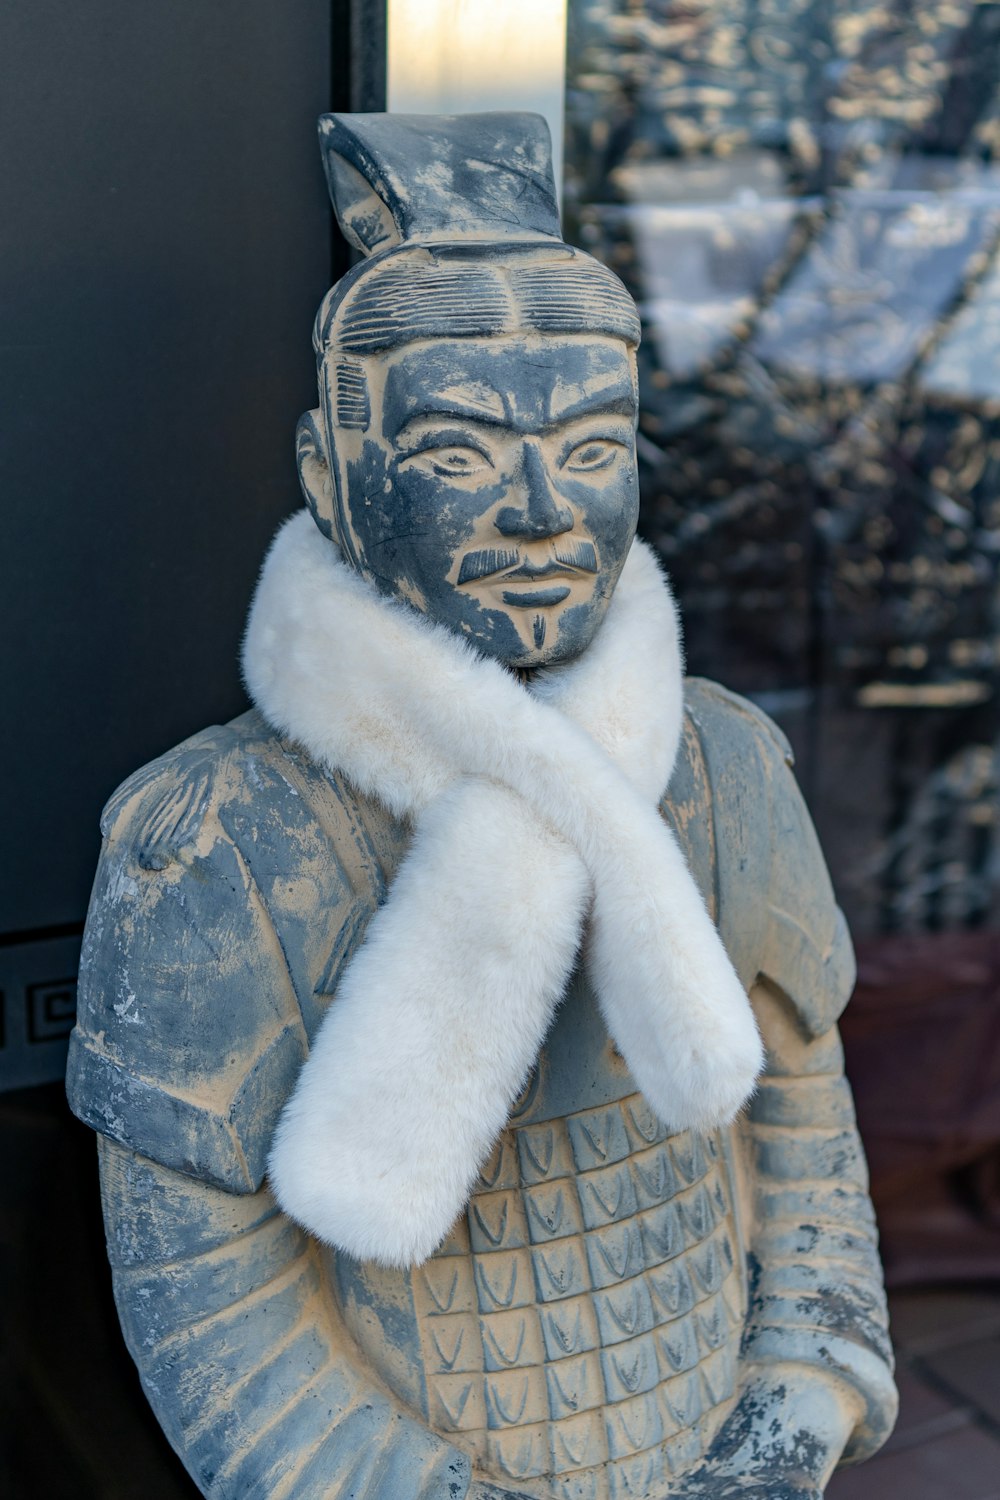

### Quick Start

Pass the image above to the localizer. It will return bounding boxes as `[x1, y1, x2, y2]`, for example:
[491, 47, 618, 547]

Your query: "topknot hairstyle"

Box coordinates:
[314, 113, 641, 429]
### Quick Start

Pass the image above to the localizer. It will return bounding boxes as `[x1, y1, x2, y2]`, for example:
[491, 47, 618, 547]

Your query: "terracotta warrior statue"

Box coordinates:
[67, 114, 897, 1499]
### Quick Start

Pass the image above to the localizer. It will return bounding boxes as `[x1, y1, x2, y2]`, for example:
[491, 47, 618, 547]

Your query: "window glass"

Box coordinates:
[566, 0, 1000, 938]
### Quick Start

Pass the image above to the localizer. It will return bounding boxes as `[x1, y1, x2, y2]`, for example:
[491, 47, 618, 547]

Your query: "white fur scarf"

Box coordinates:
[243, 512, 763, 1267]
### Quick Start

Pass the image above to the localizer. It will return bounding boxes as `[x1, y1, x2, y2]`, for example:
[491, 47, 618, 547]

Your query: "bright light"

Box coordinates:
[387, 0, 567, 205]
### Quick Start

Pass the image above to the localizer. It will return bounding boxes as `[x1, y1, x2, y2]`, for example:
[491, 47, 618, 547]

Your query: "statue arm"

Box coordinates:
[97, 1136, 471, 1500]
[735, 716, 897, 1471]
[66, 728, 313, 1193]
[70, 730, 476, 1495]
[681, 1002, 896, 1497]
[681, 684, 897, 1490]
[739, 979, 898, 1468]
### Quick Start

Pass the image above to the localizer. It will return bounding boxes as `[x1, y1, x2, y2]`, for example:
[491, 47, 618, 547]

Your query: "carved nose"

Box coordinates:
[495, 443, 574, 538]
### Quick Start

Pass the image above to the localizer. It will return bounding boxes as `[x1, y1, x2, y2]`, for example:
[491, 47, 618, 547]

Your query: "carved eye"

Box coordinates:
[406, 444, 493, 479]
[564, 438, 622, 473]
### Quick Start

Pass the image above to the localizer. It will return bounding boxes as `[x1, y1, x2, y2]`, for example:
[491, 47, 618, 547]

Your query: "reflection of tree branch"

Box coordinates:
[567, 0, 1000, 931]
[856, 743, 998, 926]
[918, 1, 1000, 157]
[569, 0, 1000, 391]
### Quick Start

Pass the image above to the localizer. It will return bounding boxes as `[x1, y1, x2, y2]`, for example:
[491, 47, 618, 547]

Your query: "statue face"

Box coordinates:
[325, 334, 640, 667]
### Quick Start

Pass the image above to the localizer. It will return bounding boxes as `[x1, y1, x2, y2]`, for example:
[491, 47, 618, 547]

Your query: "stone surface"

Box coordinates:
[68, 687, 894, 1498]
[65, 112, 896, 1497]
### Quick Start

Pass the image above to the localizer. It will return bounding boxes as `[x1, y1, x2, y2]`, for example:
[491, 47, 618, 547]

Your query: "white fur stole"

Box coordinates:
[243, 512, 762, 1266]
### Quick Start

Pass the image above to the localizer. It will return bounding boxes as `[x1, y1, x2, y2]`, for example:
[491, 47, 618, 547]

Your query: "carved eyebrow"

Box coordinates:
[396, 403, 512, 435]
[549, 381, 637, 422]
[396, 384, 510, 424]
[395, 394, 636, 442]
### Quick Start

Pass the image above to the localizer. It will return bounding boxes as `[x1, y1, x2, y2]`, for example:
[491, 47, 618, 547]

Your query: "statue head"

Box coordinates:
[297, 113, 642, 668]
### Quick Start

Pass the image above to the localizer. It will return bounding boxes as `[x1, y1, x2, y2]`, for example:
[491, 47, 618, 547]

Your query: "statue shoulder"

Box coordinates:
[67, 711, 396, 1192]
[682, 676, 795, 772]
[678, 679, 855, 1037]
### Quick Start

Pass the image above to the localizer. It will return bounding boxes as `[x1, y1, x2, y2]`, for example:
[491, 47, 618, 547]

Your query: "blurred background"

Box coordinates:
[2, 0, 998, 1494]
[565, 0, 1000, 1296]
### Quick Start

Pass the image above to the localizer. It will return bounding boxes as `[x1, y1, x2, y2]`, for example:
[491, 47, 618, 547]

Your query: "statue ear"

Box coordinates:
[296, 410, 338, 543]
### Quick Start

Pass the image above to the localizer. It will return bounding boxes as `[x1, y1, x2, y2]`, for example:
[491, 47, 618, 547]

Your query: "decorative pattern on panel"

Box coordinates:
[0, 934, 83, 1092]
[413, 1092, 745, 1499]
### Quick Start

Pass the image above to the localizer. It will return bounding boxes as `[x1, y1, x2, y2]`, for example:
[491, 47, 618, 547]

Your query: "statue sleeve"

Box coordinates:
[97, 1137, 470, 1498]
[735, 707, 898, 1465]
[66, 725, 318, 1193]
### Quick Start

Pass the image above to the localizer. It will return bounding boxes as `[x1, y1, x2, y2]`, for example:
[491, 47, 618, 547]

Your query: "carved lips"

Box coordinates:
[457, 541, 600, 608]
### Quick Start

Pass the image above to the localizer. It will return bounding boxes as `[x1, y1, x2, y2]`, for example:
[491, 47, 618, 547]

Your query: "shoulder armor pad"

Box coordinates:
[682, 679, 855, 1038]
[688, 678, 795, 768]
[68, 713, 393, 1191]
[99, 725, 235, 867]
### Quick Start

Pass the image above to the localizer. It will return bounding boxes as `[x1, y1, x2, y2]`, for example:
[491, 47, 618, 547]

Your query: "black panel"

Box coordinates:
[352, 0, 387, 110]
[0, 0, 346, 935]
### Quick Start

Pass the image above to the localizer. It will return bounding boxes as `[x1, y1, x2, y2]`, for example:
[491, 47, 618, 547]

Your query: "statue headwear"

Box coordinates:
[312, 112, 641, 367]
[319, 110, 563, 253]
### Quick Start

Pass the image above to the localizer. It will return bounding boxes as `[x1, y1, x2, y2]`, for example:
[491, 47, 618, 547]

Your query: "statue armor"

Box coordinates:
[68, 677, 895, 1498]
[67, 110, 895, 1497]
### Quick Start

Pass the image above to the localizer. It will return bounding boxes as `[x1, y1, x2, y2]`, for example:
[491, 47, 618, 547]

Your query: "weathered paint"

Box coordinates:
[70, 682, 897, 1497]
[299, 112, 643, 670]
[332, 333, 641, 667]
[66, 112, 896, 1497]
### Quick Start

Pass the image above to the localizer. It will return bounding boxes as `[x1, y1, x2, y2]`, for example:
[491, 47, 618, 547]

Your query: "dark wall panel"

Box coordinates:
[0, 1, 342, 935]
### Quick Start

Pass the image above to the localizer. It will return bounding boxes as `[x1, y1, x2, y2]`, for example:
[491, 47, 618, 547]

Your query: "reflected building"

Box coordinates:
[566, 0, 1000, 934]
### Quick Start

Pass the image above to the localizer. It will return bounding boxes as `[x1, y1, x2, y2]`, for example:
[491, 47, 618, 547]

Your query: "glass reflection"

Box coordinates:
[566, 0, 1000, 937]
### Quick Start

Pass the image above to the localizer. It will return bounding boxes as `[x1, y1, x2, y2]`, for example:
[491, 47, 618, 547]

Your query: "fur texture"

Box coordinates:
[243, 512, 763, 1266]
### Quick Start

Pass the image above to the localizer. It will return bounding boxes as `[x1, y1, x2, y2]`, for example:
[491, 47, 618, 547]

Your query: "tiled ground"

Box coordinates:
[828, 1288, 1000, 1500]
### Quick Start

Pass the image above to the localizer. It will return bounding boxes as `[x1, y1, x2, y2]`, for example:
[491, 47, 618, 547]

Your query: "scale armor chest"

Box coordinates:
[70, 686, 892, 1500]
[331, 973, 749, 1500]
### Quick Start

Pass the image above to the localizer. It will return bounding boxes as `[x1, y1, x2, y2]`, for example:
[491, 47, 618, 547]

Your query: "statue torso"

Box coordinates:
[68, 678, 854, 1499]
[332, 971, 749, 1495]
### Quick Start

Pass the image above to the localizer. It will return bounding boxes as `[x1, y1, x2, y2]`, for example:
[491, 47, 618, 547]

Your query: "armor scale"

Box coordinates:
[67, 679, 894, 1499]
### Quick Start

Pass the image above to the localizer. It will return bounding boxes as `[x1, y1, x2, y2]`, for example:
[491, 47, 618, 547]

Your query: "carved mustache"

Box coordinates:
[457, 541, 599, 586]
